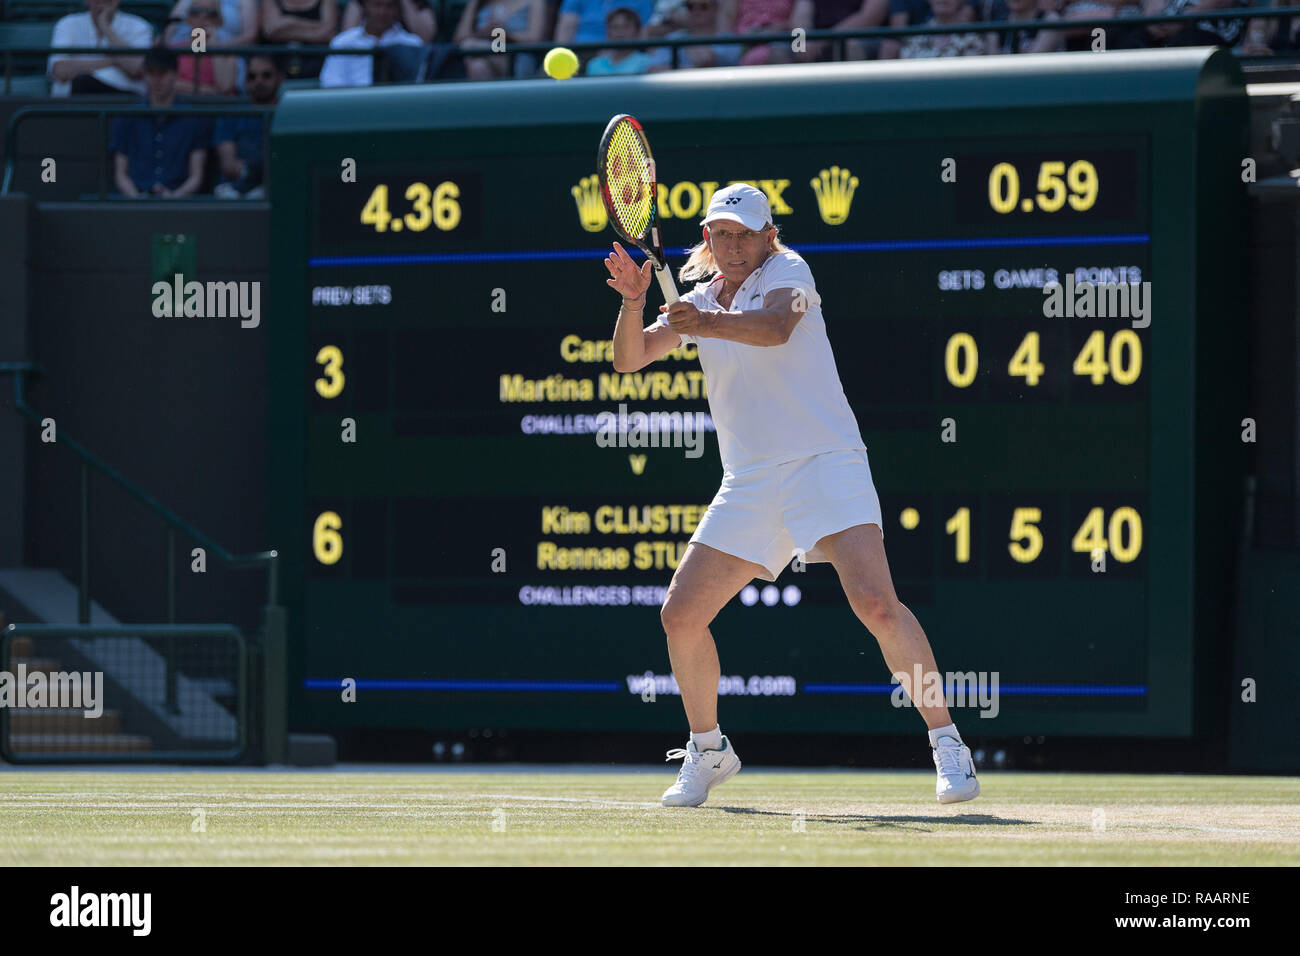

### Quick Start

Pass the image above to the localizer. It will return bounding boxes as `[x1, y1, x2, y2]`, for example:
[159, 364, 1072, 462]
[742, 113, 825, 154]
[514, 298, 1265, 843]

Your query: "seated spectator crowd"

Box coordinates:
[102, 45, 281, 198]
[23, 0, 1294, 197]
[40, 0, 1296, 96]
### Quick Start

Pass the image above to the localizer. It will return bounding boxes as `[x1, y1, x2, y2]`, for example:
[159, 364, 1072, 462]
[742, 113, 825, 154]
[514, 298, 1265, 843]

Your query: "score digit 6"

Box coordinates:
[313, 510, 343, 566]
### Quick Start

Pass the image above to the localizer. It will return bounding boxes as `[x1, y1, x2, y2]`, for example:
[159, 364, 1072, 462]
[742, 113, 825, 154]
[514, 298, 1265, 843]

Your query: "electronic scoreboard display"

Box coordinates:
[269, 50, 1247, 739]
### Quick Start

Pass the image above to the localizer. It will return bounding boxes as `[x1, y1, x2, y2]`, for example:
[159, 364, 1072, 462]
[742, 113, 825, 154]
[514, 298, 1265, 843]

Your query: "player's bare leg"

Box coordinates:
[816, 522, 980, 803]
[815, 523, 951, 728]
[660, 542, 765, 731]
[656, 542, 763, 806]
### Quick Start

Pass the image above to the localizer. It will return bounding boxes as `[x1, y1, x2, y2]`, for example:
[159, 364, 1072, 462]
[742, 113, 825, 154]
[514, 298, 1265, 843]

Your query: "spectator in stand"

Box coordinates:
[345, 0, 454, 80]
[586, 5, 657, 71]
[48, 0, 154, 97]
[1255, 0, 1300, 54]
[167, 0, 260, 91]
[1139, 0, 1250, 46]
[647, 0, 744, 68]
[454, 0, 549, 79]
[985, 0, 1063, 52]
[1236, 14, 1274, 53]
[720, 0, 799, 64]
[169, 7, 239, 94]
[260, 0, 340, 78]
[790, 0, 889, 61]
[320, 0, 424, 86]
[880, 0, 977, 57]
[109, 49, 211, 198]
[646, 0, 690, 33]
[344, 0, 437, 39]
[897, 0, 985, 54]
[214, 53, 282, 198]
[168, 0, 261, 45]
[1053, 0, 1144, 50]
[556, 0, 656, 48]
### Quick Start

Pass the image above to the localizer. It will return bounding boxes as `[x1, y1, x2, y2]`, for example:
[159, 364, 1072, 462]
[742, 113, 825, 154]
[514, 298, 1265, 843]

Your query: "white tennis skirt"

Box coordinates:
[690, 448, 884, 581]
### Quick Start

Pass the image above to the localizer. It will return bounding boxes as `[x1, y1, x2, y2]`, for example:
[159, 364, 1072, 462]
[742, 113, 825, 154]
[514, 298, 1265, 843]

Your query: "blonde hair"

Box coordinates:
[679, 222, 790, 284]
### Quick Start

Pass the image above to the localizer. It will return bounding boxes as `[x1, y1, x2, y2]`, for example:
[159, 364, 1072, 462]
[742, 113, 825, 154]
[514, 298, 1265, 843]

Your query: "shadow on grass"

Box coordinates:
[713, 806, 1033, 832]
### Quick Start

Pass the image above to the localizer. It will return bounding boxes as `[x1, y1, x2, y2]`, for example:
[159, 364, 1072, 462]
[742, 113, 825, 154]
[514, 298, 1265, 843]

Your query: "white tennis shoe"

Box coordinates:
[661, 737, 741, 807]
[933, 736, 980, 804]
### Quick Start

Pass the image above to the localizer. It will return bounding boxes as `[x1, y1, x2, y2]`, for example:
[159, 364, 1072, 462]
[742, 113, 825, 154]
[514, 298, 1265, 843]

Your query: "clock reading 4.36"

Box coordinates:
[360, 181, 463, 233]
[987, 160, 1098, 215]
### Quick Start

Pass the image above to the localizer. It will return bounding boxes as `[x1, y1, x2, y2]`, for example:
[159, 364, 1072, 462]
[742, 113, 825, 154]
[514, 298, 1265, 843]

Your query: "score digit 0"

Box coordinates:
[987, 160, 1098, 215]
[944, 331, 1142, 388]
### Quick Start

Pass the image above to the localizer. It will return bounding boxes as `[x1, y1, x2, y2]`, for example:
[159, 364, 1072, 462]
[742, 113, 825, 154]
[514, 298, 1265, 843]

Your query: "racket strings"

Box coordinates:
[603, 122, 654, 238]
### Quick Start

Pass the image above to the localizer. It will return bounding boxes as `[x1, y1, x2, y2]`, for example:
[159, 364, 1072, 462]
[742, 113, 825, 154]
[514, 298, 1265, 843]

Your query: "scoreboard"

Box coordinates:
[269, 49, 1248, 740]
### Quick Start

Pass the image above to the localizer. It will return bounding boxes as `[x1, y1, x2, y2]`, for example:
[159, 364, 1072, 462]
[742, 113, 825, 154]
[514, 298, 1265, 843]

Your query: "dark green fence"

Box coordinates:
[2, 623, 247, 762]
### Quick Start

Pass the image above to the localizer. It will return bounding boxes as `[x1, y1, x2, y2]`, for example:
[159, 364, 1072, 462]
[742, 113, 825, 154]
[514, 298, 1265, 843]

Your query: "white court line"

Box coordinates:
[466, 793, 661, 809]
[0, 794, 664, 810]
[1143, 823, 1286, 835]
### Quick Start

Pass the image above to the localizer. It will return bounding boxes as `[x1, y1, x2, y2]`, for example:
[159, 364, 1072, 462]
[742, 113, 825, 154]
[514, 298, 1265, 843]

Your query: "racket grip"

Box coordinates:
[655, 265, 679, 305]
[644, 264, 679, 330]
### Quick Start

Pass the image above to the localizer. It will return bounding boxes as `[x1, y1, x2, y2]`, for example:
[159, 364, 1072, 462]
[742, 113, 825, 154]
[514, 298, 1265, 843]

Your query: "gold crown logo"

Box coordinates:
[811, 167, 859, 226]
[572, 174, 608, 233]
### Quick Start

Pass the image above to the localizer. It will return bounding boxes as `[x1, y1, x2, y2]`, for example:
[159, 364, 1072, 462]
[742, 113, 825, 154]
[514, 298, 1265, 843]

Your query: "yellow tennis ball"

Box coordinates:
[544, 47, 579, 80]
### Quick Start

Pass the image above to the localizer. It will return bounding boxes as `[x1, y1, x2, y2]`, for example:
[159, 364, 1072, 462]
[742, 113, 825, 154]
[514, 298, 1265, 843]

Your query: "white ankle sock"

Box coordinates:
[691, 726, 723, 751]
[928, 724, 962, 748]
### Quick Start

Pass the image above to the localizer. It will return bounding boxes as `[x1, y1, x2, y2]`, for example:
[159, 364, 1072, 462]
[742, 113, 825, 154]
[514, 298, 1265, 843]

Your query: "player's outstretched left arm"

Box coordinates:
[606, 241, 685, 373]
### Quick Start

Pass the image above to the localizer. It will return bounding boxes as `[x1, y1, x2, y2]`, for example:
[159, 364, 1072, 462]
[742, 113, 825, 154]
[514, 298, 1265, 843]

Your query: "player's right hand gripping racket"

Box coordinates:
[598, 114, 678, 327]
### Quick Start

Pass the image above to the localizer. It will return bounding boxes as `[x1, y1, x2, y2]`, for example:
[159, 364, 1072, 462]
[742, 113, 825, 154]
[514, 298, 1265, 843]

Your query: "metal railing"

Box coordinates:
[1, 43, 370, 94]
[0, 103, 275, 196]
[0, 362, 286, 761]
[2, 6, 1299, 91]
[1, 623, 248, 763]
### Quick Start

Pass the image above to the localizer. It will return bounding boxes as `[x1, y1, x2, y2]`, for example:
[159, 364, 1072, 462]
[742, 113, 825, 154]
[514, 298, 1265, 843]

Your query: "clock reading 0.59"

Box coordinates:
[359, 180, 462, 233]
[955, 149, 1139, 225]
[988, 160, 1097, 215]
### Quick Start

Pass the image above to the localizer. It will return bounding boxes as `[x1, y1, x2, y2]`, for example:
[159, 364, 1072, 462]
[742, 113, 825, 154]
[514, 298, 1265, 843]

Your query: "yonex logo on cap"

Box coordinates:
[701, 184, 772, 231]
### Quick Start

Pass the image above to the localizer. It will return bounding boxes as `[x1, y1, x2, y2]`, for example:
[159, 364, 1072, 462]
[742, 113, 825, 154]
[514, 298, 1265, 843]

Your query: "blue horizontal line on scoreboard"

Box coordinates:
[304, 678, 1144, 696]
[304, 677, 621, 692]
[307, 233, 1151, 268]
[803, 683, 1147, 697]
[795, 234, 1150, 253]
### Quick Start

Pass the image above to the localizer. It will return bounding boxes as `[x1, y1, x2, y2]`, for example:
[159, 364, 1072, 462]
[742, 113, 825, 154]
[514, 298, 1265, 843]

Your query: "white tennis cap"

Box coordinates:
[700, 183, 772, 231]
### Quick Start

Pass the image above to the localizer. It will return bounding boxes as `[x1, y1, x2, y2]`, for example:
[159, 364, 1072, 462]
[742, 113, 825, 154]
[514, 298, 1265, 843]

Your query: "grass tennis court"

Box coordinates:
[1, 768, 1296, 866]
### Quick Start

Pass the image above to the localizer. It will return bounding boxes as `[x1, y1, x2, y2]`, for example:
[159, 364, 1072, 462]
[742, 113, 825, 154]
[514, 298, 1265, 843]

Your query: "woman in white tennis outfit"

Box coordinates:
[605, 183, 980, 808]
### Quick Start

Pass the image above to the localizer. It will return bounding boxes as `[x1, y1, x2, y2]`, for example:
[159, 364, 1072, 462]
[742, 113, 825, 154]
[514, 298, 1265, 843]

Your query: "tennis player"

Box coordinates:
[604, 183, 980, 808]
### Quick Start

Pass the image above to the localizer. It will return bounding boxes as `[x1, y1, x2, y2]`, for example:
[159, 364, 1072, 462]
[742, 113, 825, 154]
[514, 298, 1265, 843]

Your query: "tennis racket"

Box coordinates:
[597, 114, 679, 327]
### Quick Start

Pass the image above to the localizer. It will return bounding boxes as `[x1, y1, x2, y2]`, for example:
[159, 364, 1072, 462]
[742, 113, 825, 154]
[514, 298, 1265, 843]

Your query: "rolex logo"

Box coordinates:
[572, 174, 607, 233]
[811, 166, 859, 226]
